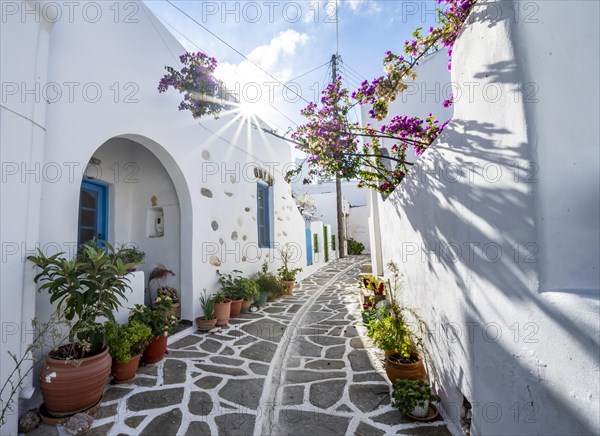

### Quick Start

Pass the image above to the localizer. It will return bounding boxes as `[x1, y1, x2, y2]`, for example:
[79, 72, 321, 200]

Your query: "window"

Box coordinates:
[257, 182, 271, 247]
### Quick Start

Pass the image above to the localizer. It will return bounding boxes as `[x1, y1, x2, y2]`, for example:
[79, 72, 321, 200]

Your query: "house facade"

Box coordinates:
[0, 2, 310, 432]
[365, 1, 599, 435]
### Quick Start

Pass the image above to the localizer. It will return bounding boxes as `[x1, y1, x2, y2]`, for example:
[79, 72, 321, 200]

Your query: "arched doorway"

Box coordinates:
[80, 135, 193, 321]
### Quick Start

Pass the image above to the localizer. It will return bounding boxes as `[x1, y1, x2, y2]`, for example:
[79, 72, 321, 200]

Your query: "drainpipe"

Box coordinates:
[18, 2, 54, 403]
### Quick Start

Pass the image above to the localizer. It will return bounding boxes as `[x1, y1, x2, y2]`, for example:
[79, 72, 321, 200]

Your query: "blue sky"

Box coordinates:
[144, 1, 439, 133]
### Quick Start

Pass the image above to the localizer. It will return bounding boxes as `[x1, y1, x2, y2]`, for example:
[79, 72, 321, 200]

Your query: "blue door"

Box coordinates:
[78, 180, 108, 245]
[305, 228, 313, 266]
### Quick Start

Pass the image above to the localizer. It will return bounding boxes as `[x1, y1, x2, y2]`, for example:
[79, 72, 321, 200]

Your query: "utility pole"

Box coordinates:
[332, 54, 346, 258]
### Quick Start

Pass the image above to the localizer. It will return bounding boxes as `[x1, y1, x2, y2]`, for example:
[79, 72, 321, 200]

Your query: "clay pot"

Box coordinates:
[282, 280, 295, 294]
[255, 291, 269, 306]
[229, 298, 243, 317]
[196, 316, 218, 332]
[385, 351, 426, 384]
[111, 354, 141, 384]
[214, 299, 232, 326]
[39, 346, 111, 417]
[142, 336, 167, 364]
[241, 300, 253, 313]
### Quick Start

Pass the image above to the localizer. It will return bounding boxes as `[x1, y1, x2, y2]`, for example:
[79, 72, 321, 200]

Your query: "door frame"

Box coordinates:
[79, 179, 109, 245]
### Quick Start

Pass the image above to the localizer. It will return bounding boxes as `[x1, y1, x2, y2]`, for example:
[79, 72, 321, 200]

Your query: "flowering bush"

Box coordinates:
[129, 297, 178, 338]
[290, 0, 477, 194]
[157, 287, 178, 304]
[158, 51, 224, 119]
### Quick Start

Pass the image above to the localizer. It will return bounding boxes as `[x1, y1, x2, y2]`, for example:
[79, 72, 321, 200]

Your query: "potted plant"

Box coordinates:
[156, 286, 179, 318]
[359, 274, 387, 305]
[253, 262, 284, 306]
[212, 291, 232, 326]
[27, 242, 138, 416]
[196, 290, 217, 331]
[105, 319, 152, 383]
[239, 277, 260, 312]
[277, 244, 302, 294]
[361, 295, 379, 327]
[367, 262, 426, 384]
[147, 265, 175, 304]
[129, 297, 178, 364]
[217, 270, 245, 317]
[392, 379, 440, 418]
[115, 244, 146, 272]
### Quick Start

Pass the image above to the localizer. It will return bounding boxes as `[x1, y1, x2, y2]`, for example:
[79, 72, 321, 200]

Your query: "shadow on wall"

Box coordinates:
[386, 117, 597, 434]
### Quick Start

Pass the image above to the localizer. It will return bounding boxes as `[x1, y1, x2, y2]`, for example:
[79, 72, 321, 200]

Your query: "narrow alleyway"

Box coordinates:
[30, 257, 451, 436]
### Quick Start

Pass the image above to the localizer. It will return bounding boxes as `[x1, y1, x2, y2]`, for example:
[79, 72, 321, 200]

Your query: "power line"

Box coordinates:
[151, 7, 297, 131]
[166, 0, 310, 104]
[342, 61, 369, 83]
[286, 61, 331, 84]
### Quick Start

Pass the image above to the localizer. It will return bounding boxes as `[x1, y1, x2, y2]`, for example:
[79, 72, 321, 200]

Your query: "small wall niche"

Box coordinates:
[147, 207, 164, 238]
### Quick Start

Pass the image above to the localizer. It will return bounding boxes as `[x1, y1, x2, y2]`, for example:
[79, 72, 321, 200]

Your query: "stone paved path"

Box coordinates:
[30, 256, 451, 435]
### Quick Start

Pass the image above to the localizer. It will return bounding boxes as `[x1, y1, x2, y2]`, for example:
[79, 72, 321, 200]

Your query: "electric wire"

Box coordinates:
[166, 0, 310, 104]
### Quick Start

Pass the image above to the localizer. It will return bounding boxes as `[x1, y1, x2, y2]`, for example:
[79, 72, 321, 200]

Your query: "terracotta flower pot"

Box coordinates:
[385, 351, 426, 385]
[214, 299, 232, 326]
[39, 346, 111, 417]
[229, 298, 243, 317]
[196, 316, 218, 332]
[111, 354, 141, 384]
[241, 300, 253, 313]
[142, 336, 168, 364]
[282, 280, 295, 294]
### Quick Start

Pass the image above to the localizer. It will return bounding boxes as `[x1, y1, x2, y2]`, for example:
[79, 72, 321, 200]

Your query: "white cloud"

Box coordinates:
[346, 0, 381, 14]
[214, 30, 311, 130]
[247, 30, 309, 71]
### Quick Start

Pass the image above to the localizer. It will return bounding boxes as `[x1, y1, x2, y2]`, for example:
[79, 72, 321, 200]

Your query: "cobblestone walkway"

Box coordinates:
[31, 256, 450, 435]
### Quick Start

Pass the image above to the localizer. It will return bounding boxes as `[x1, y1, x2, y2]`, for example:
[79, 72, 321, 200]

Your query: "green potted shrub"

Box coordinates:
[347, 237, 365, 255]
[27, 242, 138, 416]
[217, 270, 247, 317]
[115, 244, 146, 271]
[253, 262, 284, 306]
[392, 379, 440, 418]
[211, 291, 232, 326]
[367, 262, 426, 384]
[196, 290, 217, 331]
[277, 244, 302, 294]
[129, 297, 178, 364]
[238, 277, 260, 313]
[105, 320, 152, 383]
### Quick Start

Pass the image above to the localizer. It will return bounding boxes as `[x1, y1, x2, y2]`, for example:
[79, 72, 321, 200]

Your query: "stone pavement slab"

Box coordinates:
[27, 256, 450, 435]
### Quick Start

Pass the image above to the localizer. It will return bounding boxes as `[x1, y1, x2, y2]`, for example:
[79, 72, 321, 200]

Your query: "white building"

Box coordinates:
[0, 2, 310, 433]
[365, 1, 599, 435]
[292, 160, 371, 253]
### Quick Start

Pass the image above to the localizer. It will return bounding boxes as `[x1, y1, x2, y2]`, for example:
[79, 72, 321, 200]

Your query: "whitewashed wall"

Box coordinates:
[0, 2, 306, 432]
[366, 1, 599, 435]
[347, 206, 370, 254]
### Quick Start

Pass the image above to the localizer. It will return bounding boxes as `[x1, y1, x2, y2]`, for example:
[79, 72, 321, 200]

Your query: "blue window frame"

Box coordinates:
[257, 182, 271, 247]
[78, 179, 108, 246]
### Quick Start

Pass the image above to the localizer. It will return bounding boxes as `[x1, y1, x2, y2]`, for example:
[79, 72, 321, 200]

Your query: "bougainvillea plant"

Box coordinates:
[290, 0, 477, 194]
[158, 51, 224, 119]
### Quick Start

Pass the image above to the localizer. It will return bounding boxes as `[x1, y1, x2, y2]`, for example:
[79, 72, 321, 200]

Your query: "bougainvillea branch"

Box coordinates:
[158, 51, 225, 119]
[290, 0, 476, 194]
